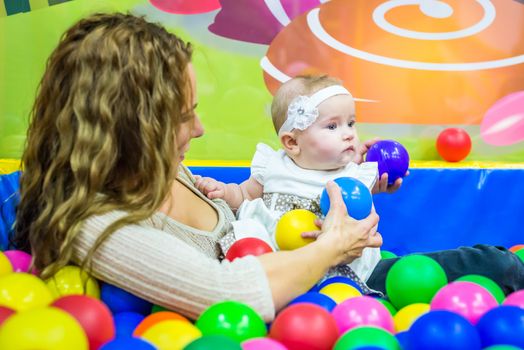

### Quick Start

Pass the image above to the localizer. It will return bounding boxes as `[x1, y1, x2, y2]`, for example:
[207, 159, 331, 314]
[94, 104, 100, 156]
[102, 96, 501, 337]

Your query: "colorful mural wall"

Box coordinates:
[1, 0, 523, 161]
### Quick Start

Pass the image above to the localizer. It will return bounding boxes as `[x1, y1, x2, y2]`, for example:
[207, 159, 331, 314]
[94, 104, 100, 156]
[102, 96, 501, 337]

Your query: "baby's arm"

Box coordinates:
[195, 176, 263, 209]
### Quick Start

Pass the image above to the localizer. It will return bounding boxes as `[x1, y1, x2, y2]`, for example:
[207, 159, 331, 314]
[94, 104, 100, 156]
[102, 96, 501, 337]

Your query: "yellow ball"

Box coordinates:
[393, 303, 430, 332]
[319, 282, 362, 304]
[0, 252, 13, 277]
[141, 319, 202, 350]
[0, 272, 53, 311]
[45, 265, 100, 299]
[275, 209, 318, 250]
[0, 307, 88, 350]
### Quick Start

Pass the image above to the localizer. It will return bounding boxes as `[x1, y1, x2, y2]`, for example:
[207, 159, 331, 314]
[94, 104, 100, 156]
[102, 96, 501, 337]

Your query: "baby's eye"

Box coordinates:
[348, 120, 356, 127]
[327, 123, 337, 130]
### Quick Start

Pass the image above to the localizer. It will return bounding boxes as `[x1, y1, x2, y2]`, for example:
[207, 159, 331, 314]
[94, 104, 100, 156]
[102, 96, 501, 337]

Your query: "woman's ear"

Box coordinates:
[280, 132, 300, 156]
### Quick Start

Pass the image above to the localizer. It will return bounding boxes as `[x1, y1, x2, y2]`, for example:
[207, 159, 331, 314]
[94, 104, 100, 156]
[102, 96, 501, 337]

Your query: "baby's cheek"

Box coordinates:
[311, 140, 339, 158]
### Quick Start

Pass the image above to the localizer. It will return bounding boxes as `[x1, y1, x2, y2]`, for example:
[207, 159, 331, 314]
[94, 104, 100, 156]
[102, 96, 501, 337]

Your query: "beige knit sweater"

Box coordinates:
[71, 166, 275, 321]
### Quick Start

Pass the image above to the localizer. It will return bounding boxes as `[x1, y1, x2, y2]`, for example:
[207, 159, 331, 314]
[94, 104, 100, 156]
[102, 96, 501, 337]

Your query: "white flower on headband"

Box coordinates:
[278, 85, 351, 134]
[286, 95, 318, 131]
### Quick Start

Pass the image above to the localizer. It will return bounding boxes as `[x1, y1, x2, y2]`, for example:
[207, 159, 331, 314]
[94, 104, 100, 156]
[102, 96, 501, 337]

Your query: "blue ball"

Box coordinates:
[395, 331, 410, 349]
[476, 306, 524, 348]
[317, 276, 364, 294]
[366, 140, 410, 185]
[288, 292, 337, 312]
[406, 310, 481, 350]
[101, 283, 152, 315]
[320, 177, 372, 219]
[100, 337, 156, 350]
[113, 311, 145, 338]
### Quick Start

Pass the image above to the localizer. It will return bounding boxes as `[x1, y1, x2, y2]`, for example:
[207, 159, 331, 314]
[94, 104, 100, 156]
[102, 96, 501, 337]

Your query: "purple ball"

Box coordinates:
[366, 140, 410, 185]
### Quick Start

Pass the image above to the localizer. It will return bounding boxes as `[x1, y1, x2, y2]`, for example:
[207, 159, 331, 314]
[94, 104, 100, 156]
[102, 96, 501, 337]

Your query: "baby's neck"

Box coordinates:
[287, 153, 347, 172]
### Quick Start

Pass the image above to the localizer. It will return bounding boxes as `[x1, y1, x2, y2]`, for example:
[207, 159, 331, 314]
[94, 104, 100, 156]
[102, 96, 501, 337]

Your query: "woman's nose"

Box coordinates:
[192, 115, 204, 138]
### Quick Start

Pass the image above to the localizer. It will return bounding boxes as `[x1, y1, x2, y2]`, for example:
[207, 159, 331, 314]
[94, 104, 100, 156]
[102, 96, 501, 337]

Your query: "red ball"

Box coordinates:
[436, 128, 472, 162]
[269, 303, 339, 350]
[225, 237, 274, 261]
[0, 306, 15, 326]
[52, 295, 115, 350]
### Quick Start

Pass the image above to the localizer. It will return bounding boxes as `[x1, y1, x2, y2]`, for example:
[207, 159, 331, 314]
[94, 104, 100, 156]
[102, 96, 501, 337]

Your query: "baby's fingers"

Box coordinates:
[301, 230, 322, 239]
[207, 189, 225, 200]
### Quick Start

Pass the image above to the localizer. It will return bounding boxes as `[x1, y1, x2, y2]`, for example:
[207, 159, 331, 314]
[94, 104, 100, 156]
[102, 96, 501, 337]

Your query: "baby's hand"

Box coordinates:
[194, 176, 227, 199]
[372, 171, 410, 194]
[354, 138, 380, 164]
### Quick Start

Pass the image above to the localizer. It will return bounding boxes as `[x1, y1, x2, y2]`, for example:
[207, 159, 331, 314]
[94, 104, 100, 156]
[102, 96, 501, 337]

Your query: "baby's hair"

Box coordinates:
[271, 75, 343, 134]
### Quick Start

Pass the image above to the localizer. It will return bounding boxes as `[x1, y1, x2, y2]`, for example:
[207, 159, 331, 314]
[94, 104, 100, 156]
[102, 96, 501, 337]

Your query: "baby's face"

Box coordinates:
[293, 94, 359, 170]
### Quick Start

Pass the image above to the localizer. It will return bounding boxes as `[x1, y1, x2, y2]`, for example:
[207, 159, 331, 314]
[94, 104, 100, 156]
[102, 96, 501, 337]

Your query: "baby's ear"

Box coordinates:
[280, 132, 300, 156]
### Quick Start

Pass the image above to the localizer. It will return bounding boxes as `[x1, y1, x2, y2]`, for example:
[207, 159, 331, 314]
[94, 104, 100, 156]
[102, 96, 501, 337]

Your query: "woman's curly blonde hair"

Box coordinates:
[13, 13, 193, 278]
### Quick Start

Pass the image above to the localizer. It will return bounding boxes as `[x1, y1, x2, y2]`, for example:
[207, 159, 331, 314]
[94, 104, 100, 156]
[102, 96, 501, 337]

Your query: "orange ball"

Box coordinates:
[133, 311, 189, 337]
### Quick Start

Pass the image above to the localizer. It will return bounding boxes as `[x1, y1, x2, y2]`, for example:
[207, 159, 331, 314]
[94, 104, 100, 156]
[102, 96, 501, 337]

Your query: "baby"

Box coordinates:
[196, 75, 390, 290]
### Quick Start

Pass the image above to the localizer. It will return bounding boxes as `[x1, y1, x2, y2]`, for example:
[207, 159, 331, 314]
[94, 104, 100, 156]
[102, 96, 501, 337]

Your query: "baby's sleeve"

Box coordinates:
[357, 162, 379, 190]
[250, 143, 276, 185]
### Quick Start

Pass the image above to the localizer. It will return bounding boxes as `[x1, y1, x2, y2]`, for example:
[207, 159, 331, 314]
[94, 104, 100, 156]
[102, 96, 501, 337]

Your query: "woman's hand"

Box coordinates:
[314, 181, 382, 265]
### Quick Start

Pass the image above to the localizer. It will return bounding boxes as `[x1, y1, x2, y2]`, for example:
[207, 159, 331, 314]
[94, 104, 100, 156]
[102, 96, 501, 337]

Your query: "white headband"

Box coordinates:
[278, 85, 352, 135]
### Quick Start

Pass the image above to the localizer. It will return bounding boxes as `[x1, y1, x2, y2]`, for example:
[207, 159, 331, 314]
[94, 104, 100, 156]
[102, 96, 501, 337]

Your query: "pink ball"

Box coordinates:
[481, 90, 524, 146]
[331, 296, 395, 334]
[503, 290, 524, 309]
[243, 337, 288, 350]
[3, 250, 33, 274]
[430, 281, 498, 324]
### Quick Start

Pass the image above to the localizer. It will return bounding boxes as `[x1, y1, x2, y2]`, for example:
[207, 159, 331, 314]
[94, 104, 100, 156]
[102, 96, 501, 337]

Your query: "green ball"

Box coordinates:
[456, 274, 505, 304]
[195, 301, 267, 342]
[151, 304, 169, 313]
[484, 346, 522, 350]
[515, 249, 524, 263]
[381, 250, 398, 259]
[385, 255, 448, 309]
[184, 335, 241, 350]
[376, 298, 397, 316]
[333, 326, 401, 350]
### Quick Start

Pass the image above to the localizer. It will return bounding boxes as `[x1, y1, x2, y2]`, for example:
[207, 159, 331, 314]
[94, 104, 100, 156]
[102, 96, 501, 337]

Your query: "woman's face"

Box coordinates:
[176, 64, 204, 162]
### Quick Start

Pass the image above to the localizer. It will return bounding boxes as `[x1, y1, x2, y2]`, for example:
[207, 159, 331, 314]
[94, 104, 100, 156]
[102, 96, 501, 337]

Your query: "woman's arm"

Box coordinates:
[72, 213, 276, 321]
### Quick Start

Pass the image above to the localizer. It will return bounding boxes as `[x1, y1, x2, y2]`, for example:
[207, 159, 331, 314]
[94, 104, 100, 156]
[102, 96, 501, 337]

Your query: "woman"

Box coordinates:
[12, 13, 382, 321]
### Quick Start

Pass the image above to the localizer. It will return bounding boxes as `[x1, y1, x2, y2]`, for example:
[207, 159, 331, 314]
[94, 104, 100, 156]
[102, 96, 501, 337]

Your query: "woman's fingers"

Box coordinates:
[367, 231, 383, 248]
[325, 181, 344, 212]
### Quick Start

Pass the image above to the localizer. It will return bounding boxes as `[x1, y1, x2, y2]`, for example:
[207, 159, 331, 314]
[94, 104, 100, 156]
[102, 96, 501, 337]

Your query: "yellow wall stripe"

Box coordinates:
[0, 159, 22, 174]
[2, 159, 523, 175]
[185, 160, 524, 169]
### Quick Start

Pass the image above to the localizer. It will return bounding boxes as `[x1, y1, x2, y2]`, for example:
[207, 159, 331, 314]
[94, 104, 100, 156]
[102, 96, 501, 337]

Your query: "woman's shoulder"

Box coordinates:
[178, 164, 196, 183]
